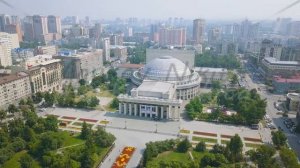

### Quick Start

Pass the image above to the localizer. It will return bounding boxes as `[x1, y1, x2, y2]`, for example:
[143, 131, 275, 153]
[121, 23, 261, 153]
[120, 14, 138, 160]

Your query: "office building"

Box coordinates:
[35, 45, 58, 56]
[25, 55, 63, 93]
[0, 72, 31, 108]
[261, 57, 300, 77]
[100, 38, 110, 62]
[0, 32, 20, 67]
[193, 19, 205, 45]
[150, 24, 160, 42]
[159, 27, 186, 47]
[110, 45, 127, 62]
[272, 75, 300, 94]
[0, 14, 10, 32]
[260, 39, 283, 60]
[32, 15, 48, 41]
[110, 34, 123, 46]
[4, 23, 23, 42]
[194, 67, 228, 87]
[47, 15, 62, 34]
[286, 93, 300, 111]
[23, 16, 35, 41]
[89, 23, 103, 39]
[54, 49, 103, 83]
[208, 27, 221, 45]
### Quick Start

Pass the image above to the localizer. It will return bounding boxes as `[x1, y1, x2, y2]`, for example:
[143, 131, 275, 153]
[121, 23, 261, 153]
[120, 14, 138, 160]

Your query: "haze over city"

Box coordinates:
[1, 0, 300, 20]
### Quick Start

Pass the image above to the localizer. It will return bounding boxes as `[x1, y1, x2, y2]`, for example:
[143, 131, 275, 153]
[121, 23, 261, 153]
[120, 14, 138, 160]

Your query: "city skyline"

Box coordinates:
[0, 0, 300, 20]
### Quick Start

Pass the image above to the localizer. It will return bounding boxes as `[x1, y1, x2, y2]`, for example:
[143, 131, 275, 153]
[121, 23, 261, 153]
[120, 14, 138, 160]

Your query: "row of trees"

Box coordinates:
[0, 100, 115, 168]
[91, 69, 126, 96]
[33, 84, 99, 109]
[195, 52, 240, 69]
[144, 134, 245, 168]
[127, 44, 147, 64]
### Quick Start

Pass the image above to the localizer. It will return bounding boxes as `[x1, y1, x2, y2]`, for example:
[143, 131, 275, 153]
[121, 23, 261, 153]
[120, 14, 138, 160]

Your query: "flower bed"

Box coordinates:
[193, 131, 217, 137]
[221, 134, 233, 139]
[112, 146, 136, 168]
[79, 118, 98, 123]
[62, 116, 77, 120]
[244, 137, 262, 143]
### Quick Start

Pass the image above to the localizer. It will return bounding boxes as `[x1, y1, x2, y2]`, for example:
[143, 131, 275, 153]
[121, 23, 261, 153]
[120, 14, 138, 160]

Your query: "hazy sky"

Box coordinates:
[1, 0, 300, 20]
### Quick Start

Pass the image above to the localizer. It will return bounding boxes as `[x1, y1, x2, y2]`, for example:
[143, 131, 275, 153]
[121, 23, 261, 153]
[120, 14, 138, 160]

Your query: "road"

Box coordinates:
[243, 64, 300, 160]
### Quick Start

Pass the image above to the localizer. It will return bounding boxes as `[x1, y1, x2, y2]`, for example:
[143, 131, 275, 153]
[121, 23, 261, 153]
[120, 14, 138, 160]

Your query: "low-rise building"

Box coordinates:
[272, 75, 300, 94]
[116, 63, 144, 79]
[118, 81, 182, 120]
[0, 72, 31, 108]
[286, 93, 300, 111]
[110, 45, 127, 63]
[194, 67, 228, 87]
[35, 45, 58, 56]
[25, 55, 63, 93]
[54, 49, 103, 83]
[261, 57, 300, 77]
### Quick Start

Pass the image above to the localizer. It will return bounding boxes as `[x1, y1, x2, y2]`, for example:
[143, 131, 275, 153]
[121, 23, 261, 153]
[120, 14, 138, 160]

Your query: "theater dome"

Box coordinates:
[140, 56, 191, 81]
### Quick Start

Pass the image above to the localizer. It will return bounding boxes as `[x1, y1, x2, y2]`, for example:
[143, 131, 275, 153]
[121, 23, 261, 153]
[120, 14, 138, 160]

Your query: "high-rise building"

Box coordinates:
[193, 19, 205, 45]
[150, 24, 160, 42]
[0, 32, 20, 67]
[47, 15, 62, 34]
[274, 18, 292, 35]
[4, 23, 23, 42]
[159, 27, 186, 47]
[110, 34, 123, 45]
[240, 19, 259, 41]
[100, 38, 110, 62]
[89, 23, 103, 39]
[23, 16, 35, 41]
[260, 39, 283, 60]
[288, 21, 300, 37]
[0, 14, 11, 32]
[32, 15, 48, 41]
[208, 27, 222, 45]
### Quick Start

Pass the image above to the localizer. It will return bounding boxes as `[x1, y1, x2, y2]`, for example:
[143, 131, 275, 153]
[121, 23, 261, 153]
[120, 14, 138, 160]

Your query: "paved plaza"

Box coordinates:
[40, 106, 267, 167]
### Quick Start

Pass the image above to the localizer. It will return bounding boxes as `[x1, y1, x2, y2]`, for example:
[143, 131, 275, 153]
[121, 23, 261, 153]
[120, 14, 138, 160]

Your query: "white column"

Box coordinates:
[119, 103, 122, 114]
[155, 106, 158, 118]
[139, 106, 142, 117]
[160, 106, 164, 119]
[129, 103, 132, 116]
[124, 103, 127, 115]
[134, 104, 137, 116]
[167, 106, 170, 119]
[150, 107, 153, 118]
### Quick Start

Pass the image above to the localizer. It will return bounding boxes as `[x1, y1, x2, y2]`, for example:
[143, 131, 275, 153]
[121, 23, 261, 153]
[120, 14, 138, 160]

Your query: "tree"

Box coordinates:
[23, 126, 37, 142]
[94, 127, 116, 147]
[210, 144, 226, 155]
[247, 145, 277, 168]
[230, 73, 239, 85]
[280, 147, 300, 168]
[271, 131, 287, 149]
[110, 98, 119, 109]
[226, 134, 243, 162]
[107, 69, 117, 81]
[44, 115, 59, 132]
[0, 109, 6, 122]
[80, 122, 92, 140]
[33, 132, 64, 156]
[176, 138, 191, 153]
[212, 80, 222, 90]
[200, 153, 228, 168]
[77, 85, 89, 95]
[44, 92, 55, 107]
[77, 98, 88, 108]
[8, 118, 25, 138]
[7, 104, 19, 114]
[88, 96, 99, 108]
[195, 141, 206, 152]
[19, 153, 34, 168]
[79, 79, 86, 86]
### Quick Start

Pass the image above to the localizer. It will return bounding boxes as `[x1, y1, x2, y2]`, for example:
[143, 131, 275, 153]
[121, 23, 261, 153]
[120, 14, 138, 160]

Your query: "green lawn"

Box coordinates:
[245, 143, 262, 149]
[2, 151, 40, 168]
[57, 131, 84, 147]
[192, 136, 218, 143]
[146, 150, 208, 168]
[93, 147, 111, 168]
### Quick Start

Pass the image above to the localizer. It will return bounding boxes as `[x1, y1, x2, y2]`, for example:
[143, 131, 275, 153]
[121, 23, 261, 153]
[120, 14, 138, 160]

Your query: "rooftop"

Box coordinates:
[264, 57, 299, 66]
[273, 75, 300, 83]
[136, 81, 175, 94]
[0, 72, 28, 85]
[194, 67, 228, 73]
[118, 63, 144, 69]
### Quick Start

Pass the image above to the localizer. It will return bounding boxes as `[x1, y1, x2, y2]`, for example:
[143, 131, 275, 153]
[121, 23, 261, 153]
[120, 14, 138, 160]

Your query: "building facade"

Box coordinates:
[25, 55, 63, 93]
[47, 15, 62, 34]
[159, 27, 186, 47]
[54, 49, 103, 83]
[131, 56, 201, 100]
[0, 72, 31, 108]
[118, 81, 182, 120]
[0, 32, 20, 67]
[193, 19, 205, 45]
[194, 67, 228, 87]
